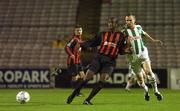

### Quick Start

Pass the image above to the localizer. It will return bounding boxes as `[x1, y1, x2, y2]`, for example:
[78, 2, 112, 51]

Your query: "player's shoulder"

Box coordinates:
[68, 37, 75, 42]
[98, 31, 110, 37]
[135, 24, 142, 29]
[66, 36, 77, 44]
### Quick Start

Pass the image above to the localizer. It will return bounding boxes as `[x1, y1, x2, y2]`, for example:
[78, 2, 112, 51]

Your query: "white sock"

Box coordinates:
[149, 73, 159, 93]
[140, 83, 148, 93]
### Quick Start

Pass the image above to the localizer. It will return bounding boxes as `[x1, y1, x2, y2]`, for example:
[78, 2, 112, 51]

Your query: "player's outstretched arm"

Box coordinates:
[144, 32, 163, 46]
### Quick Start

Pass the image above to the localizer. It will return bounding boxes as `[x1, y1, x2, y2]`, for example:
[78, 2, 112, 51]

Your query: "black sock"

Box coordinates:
[86, 81, 104, 101]
[70, 79, 88, 98]
[71, 79, 83, 95]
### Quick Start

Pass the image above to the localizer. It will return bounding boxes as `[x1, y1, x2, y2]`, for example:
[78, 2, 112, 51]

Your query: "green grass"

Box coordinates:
[0, 88, 179, 111]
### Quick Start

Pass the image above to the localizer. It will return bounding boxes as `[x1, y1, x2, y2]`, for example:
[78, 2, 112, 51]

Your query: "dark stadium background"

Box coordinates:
[0, 1, 180, 111]
[0, 0, 179, 89]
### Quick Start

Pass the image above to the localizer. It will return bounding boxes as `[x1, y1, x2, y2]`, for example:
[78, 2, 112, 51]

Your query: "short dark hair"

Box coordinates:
[126, 14, 136, 20]
[108, 17, 119, 24]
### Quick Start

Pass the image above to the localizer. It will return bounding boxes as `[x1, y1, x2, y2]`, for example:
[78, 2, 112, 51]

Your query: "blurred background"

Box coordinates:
[0, 0, 179, 89]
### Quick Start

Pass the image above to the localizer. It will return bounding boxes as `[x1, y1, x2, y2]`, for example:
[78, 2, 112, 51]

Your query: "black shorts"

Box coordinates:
[67, 63, 83, 76]
[89, 53, 116, 75]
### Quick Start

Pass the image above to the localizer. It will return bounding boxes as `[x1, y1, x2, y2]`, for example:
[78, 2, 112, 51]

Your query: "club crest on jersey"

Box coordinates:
[104, 41, 117, 47]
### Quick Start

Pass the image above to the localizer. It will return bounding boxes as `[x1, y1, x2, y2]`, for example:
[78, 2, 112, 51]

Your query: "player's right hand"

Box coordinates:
[70, 55, 75, 63]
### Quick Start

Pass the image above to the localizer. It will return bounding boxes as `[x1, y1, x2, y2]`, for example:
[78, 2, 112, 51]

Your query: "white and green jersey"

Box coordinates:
[122, 25, 146, 55]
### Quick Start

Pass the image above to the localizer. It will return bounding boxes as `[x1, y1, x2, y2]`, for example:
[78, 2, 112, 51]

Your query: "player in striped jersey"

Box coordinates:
[122, 14, 163, 101]
[65, 25, 85, 97]
[67, 17, 127, 105]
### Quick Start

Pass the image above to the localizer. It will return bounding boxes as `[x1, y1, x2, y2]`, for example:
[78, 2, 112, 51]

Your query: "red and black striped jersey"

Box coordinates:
[81, 31, 126, 59]
[65, 35, 83, 65]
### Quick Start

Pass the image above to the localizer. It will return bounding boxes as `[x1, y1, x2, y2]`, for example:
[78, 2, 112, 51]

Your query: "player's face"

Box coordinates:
[125, 16, 136, 28]
[108, 19, 117, 30]
[74, 27, 82, 36]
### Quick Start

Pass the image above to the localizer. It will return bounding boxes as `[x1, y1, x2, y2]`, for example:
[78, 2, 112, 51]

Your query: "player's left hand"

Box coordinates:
[154, 39, 163, 46]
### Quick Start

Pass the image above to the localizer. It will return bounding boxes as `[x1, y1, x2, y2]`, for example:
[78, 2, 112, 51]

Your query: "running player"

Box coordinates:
[66, 17, 127, 105]
[122, 14, 163, 101]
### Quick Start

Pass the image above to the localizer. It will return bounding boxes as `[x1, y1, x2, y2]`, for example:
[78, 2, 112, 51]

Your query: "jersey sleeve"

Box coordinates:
[80, 32, 102, 48]
[137, 25, 146, 36]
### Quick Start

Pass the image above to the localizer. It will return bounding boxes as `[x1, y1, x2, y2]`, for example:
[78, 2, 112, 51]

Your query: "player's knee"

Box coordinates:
[138, 79, 143, 84]
[147, 72, 156, 79]
[148, 73, 156, 83]
[99, 73, 109, 82]
[138, 80, 145, 87]
[85, 69, 95, 80]
[78, 71, 85, 79]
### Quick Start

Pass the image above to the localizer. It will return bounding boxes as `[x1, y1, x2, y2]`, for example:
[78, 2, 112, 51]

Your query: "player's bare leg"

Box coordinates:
[143, 61, 163, 101]
[125, 74, 136, 91]
[125, 68, 148, 92]
[136, 71, 149, 101]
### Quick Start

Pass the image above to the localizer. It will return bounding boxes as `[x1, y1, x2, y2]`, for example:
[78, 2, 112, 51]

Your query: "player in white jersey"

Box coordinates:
[125, 34, 149, 91]
[122, 14, 163, 101]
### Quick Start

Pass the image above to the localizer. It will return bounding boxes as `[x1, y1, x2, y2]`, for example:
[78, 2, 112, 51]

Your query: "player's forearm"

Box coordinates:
[144, 33, 158, 43]
[145, 32, 163, 45]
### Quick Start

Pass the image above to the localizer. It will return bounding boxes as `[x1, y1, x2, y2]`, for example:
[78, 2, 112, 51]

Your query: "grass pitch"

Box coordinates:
[0, 88, 179, 111]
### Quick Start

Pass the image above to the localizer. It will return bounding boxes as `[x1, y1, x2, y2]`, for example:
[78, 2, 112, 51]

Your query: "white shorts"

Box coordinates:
[127, 47, 150, 74]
